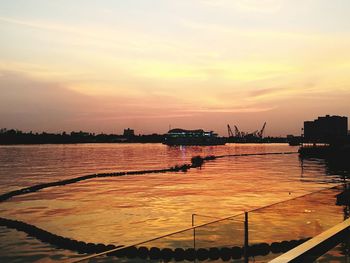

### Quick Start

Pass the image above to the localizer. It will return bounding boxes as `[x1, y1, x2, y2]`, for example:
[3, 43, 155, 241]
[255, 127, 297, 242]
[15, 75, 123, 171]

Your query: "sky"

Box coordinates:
[0, 0, 350, 136]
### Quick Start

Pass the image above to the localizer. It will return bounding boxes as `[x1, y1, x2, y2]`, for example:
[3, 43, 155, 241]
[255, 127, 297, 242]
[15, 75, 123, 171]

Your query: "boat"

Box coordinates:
[163, 128, 226, 146]
[288, 140, 302, 146]
[299, 143, 350, 160]
[287, 135, 302, 146]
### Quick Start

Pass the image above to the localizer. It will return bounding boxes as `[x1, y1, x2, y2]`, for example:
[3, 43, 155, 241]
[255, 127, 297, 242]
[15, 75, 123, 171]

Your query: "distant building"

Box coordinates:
[164, 128, 225, 146]
[166, 128, 216, 138]
[70, 131, 90, 137]
[123, 128, 135, 137]
[304, 115, 348, 142]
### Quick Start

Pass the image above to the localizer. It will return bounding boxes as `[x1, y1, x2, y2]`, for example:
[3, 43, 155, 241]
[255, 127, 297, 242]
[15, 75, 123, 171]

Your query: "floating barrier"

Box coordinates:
[0, 151, 300, 262]
[98, 240, 308, 261]
[0, 151, 297, 202]
[0, 217, 122, 254]
[130, 242, 300, 261]
[0, 216, 311, 261]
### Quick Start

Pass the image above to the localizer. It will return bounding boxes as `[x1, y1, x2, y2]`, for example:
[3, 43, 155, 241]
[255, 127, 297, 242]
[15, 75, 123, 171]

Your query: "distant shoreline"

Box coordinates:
[0, 141, 290, 145]
[0, 129, 164, 145]
[0, 129, 289, 145]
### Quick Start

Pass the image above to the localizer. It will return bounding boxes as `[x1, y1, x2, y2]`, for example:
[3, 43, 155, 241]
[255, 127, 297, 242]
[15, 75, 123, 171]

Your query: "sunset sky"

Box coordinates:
[1, 0, 349, 136]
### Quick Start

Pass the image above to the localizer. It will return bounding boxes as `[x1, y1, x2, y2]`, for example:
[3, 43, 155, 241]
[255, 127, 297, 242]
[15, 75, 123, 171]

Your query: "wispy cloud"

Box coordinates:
[197, 0, 285, 13]
[0, 16, 82, 34]
[181, 106, 276, 114]
[1, 1, 350, 135]
[249, 87, 282, 98]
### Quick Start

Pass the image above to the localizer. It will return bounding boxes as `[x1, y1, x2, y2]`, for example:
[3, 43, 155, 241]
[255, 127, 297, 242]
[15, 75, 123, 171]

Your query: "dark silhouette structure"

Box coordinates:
[0, 129, 165, 144]
[0, 215, 311, 261]
[299, 115, 350, 159]
[123, 128, 135, 137]
[164, 128, 225, 146]
[304, 115, 348, 142]
[227, 122, 266, 143]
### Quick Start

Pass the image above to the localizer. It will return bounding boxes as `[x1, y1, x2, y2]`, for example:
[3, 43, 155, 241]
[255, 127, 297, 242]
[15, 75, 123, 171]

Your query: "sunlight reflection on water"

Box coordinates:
[0, 143, 348, 262]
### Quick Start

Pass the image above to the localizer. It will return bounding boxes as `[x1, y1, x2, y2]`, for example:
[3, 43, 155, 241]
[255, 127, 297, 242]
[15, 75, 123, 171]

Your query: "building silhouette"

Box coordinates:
[304, 115, 348, 142]
[123, 128, 135, 137]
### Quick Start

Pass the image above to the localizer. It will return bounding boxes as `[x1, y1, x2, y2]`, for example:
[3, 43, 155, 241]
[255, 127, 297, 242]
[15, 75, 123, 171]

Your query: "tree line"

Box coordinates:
[0, 129, 165, 144]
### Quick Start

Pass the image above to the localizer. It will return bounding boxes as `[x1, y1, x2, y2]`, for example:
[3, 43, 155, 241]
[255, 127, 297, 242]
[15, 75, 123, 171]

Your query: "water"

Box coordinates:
[0, 143, 348, 262]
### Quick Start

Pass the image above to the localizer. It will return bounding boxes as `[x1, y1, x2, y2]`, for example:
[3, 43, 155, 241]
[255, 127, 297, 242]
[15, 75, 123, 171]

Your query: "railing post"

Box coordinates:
[244, 211, 249, 263]
[192, 214, 196, 253]
[193, 227, 196, 252]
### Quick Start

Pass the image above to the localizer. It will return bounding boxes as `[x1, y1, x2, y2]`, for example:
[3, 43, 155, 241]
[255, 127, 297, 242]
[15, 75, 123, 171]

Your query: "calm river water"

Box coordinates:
[0, 143, 348, 262]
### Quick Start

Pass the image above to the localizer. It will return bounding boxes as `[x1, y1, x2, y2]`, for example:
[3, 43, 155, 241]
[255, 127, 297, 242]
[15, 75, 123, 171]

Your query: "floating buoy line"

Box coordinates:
[0, 152, 297, 202]
[0, 151, 298, 260]
[0, 216, 310, 261]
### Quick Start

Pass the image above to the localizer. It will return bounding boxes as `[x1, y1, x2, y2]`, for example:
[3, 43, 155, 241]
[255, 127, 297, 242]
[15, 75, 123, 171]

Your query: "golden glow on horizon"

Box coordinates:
[0, 0, 350, 135]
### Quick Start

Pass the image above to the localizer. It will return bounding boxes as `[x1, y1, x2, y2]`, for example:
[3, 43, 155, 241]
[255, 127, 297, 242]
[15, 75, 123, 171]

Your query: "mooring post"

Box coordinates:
[244, 211, 249, 263]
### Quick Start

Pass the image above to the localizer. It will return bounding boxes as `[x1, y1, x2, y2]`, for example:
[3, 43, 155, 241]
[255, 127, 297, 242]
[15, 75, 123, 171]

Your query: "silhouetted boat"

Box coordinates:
[288, 141, 301, 146]
[299, 143, 350, 160]
[287, 136, 302, 146]
[163, 128, 225, 146]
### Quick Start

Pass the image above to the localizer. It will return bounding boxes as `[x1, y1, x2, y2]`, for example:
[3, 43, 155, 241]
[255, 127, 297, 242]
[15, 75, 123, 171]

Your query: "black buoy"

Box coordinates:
[220, 247, 232, 261]
[105, 244, 117, 251]
[161, 248, 173, 261]
[208, 247, 220, 260]
[197, 248, 209, 261]
[191, 156, 204, 168]
[86, 243, 97, 254]
[280, 241, 291, 253]
[231, 246, 243, 259]
[257, 242, 270, 256]
[125, 246, 138, 259]
[270, 242, 282, 254]
[184, 248, 196, 261]
[149, 247, 161, 260]
[137, 246, 149, 259]
[95, 243, 107, 253]
[174, 248, 185, 261]
[288, 240, 299, 250]
[107, 247, 124, 258]
[75, 241, 88, 253]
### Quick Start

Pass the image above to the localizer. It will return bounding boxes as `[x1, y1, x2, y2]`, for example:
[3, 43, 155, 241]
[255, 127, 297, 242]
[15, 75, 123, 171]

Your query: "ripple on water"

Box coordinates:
[0, 143, 348, 262]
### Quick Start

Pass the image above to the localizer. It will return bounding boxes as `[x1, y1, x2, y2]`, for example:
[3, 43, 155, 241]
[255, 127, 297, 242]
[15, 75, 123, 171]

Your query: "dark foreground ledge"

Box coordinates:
[269, 218, 350, 263]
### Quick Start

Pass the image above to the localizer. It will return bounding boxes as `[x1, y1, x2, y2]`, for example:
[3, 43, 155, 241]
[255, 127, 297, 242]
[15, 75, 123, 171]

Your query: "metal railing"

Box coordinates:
[72, 183, 349, 263]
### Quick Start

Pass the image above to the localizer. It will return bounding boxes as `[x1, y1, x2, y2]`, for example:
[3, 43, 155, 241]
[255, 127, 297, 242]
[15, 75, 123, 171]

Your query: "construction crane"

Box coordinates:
[257, 122, 266, 138]
[234, 125, 242, 137]
[227, 124, 234, 137]
[228, 122, 266, 139]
